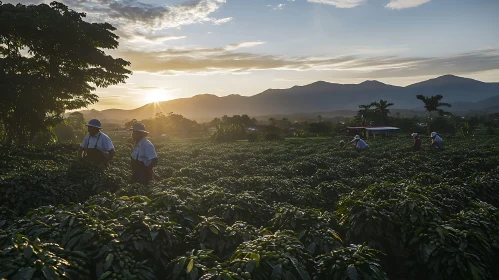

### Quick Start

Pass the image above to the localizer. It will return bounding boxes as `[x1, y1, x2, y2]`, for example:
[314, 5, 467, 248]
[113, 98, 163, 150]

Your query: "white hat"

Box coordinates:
[85, 119, 101, 129]
[412, 133, 418, 137]
[128, 123, 149, 133]
[340, 140, 345, 144]
[354, 135, 360, 140]
[431, 132, 437, 137]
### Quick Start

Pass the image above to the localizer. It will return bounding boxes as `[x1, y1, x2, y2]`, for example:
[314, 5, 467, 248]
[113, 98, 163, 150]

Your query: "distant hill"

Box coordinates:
[78, 75, 499, 123]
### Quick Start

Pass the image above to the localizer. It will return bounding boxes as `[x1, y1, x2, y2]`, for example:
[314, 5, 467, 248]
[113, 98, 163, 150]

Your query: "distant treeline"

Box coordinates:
[39, 108, 499, 145]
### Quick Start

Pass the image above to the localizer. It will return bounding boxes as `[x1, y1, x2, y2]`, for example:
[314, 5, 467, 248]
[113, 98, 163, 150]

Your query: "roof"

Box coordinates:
[365, 127, 400, 131]
[347, 126, 400, 131]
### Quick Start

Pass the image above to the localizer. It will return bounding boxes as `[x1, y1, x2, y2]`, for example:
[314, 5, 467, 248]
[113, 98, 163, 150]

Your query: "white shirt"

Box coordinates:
[433, 135, 443, 144]
[80, 132, 114, 153]
[351, 139, 368, 150]
[131, 138, 157, 167]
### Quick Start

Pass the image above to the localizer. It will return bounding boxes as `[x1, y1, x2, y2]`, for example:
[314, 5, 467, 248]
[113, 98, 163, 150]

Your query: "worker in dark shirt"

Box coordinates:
[412, 133, 422, 152]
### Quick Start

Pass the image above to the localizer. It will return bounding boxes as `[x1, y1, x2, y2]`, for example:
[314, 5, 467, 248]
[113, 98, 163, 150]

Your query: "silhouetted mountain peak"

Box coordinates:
[77, 75, 499, 122]
[359, 80, 385, 86]
[408, 74, 484, 88]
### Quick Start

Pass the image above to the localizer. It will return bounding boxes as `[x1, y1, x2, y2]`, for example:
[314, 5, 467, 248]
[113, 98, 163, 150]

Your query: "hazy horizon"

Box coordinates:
[7, 0, 499, 110]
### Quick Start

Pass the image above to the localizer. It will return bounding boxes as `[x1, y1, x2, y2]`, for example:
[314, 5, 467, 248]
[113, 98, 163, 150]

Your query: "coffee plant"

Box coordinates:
[1, 137, 499, 279]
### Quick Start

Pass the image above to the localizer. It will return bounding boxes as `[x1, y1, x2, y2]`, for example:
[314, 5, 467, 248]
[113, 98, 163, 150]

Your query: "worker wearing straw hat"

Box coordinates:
[129, 123, 158, 184]
[77, 119, 115, 169]
[412, 133, 422, 152]
[350, 135, 368, 151]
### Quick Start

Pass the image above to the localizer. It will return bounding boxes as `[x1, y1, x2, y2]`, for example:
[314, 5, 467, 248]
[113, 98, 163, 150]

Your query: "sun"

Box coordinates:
[145, 89, 169, 103]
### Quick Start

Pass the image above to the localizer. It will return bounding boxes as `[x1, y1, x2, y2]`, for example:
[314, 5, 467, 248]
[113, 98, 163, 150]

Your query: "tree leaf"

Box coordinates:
[288, 257, 310, 280]
[246, 260, 256, 273]
[331, 232, 343, 243]
[209, 226, 218, 235]
[173, 260, 185, 280]
[190, 266, 199, 280]
[271, 264, 283, 280]
[186, 259, 194, 274]
[98, 271, 112, 280]
[41, 266, 58, 280]
[150, 230, 159, 242]
[23, 245, 34, 260]
[71, 251, 87, 258]
[104, 253, 114, 271]
[469, 263, 480, 280]
[297, 230, 306, 240]
[122, 270, 133, 280]
[307, 242, 316, 255]
[16, 267, 36, 280]
[347, 264, 358, 280]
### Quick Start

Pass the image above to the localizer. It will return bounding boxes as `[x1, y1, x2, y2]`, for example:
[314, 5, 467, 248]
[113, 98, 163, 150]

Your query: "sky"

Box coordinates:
[7, 0, 499, 110]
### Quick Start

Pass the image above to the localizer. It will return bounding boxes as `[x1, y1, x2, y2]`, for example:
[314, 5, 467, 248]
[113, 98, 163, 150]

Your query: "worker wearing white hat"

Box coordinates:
[129, 123, 158, 184]
[412, 133, 422, 152]
[77, 119, 115, 169]
[339, 140, 346, 149]
[350, 135, 368, 151]
[430, 132, 443, 149]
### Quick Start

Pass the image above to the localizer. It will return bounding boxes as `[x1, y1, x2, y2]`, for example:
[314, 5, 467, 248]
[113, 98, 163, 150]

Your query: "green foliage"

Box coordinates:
[416, 94, 452, 117]
[428, 116, 457, 134]
[0, 1, 131, 145]
[141, 112, 204, 139]
[211, 124, 247, 142]
[314, 244, 388, 280]
[1, 137, 499, 280]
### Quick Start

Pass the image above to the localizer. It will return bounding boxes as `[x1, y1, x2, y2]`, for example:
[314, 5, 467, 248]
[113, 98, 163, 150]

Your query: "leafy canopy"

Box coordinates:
[0, 1, 131, 144]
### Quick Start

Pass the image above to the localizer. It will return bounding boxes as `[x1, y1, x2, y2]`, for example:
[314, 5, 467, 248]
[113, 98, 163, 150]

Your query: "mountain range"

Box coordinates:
[78, 75, 499, 123]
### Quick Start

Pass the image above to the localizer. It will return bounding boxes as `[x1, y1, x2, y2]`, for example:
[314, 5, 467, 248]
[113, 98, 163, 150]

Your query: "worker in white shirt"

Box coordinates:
[77, 119, 115, 169]
[351, 135, 368, 151]
[129, 123, 158, 184]
[430, 132, 444, 149]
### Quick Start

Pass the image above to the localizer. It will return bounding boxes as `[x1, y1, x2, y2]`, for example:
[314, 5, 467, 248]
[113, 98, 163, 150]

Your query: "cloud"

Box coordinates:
[115, 44, 499, 79]
[385, 0, 431, 10]
[307, 0, 365, 8]
[226, 42, 266, 50]
[212, 17, 233, 24]
[5, 0, 230, 38]
[267, 4, 286, 10]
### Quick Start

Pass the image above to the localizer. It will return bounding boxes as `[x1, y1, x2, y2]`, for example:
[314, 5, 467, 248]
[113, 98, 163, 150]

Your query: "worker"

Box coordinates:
[129, 123, 158, 184]
[412, 133, 422, 152]
[430, 132, 444, 149]
[77, 119, 115, 169]
[351, 135, 368, 151]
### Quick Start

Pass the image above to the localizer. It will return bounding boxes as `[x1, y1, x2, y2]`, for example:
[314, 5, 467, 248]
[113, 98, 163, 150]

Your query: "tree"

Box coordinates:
[125, 119, 138, 129]
[416, 94, 452, 118]
[0, 1, 131, 145]
[356, 104, 374, 126]
[371, 99, 394, 126]
[67, 112, 86, 140]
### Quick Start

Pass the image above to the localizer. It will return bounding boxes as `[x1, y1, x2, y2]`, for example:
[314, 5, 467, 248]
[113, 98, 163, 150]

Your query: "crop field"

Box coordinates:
[1, 137, 499, 280]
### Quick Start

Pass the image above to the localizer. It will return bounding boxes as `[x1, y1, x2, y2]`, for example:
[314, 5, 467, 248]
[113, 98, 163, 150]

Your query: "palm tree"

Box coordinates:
[371, 99, 394, 126]
[356, 104, 373, 125]
[416, 94, 452, 117]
